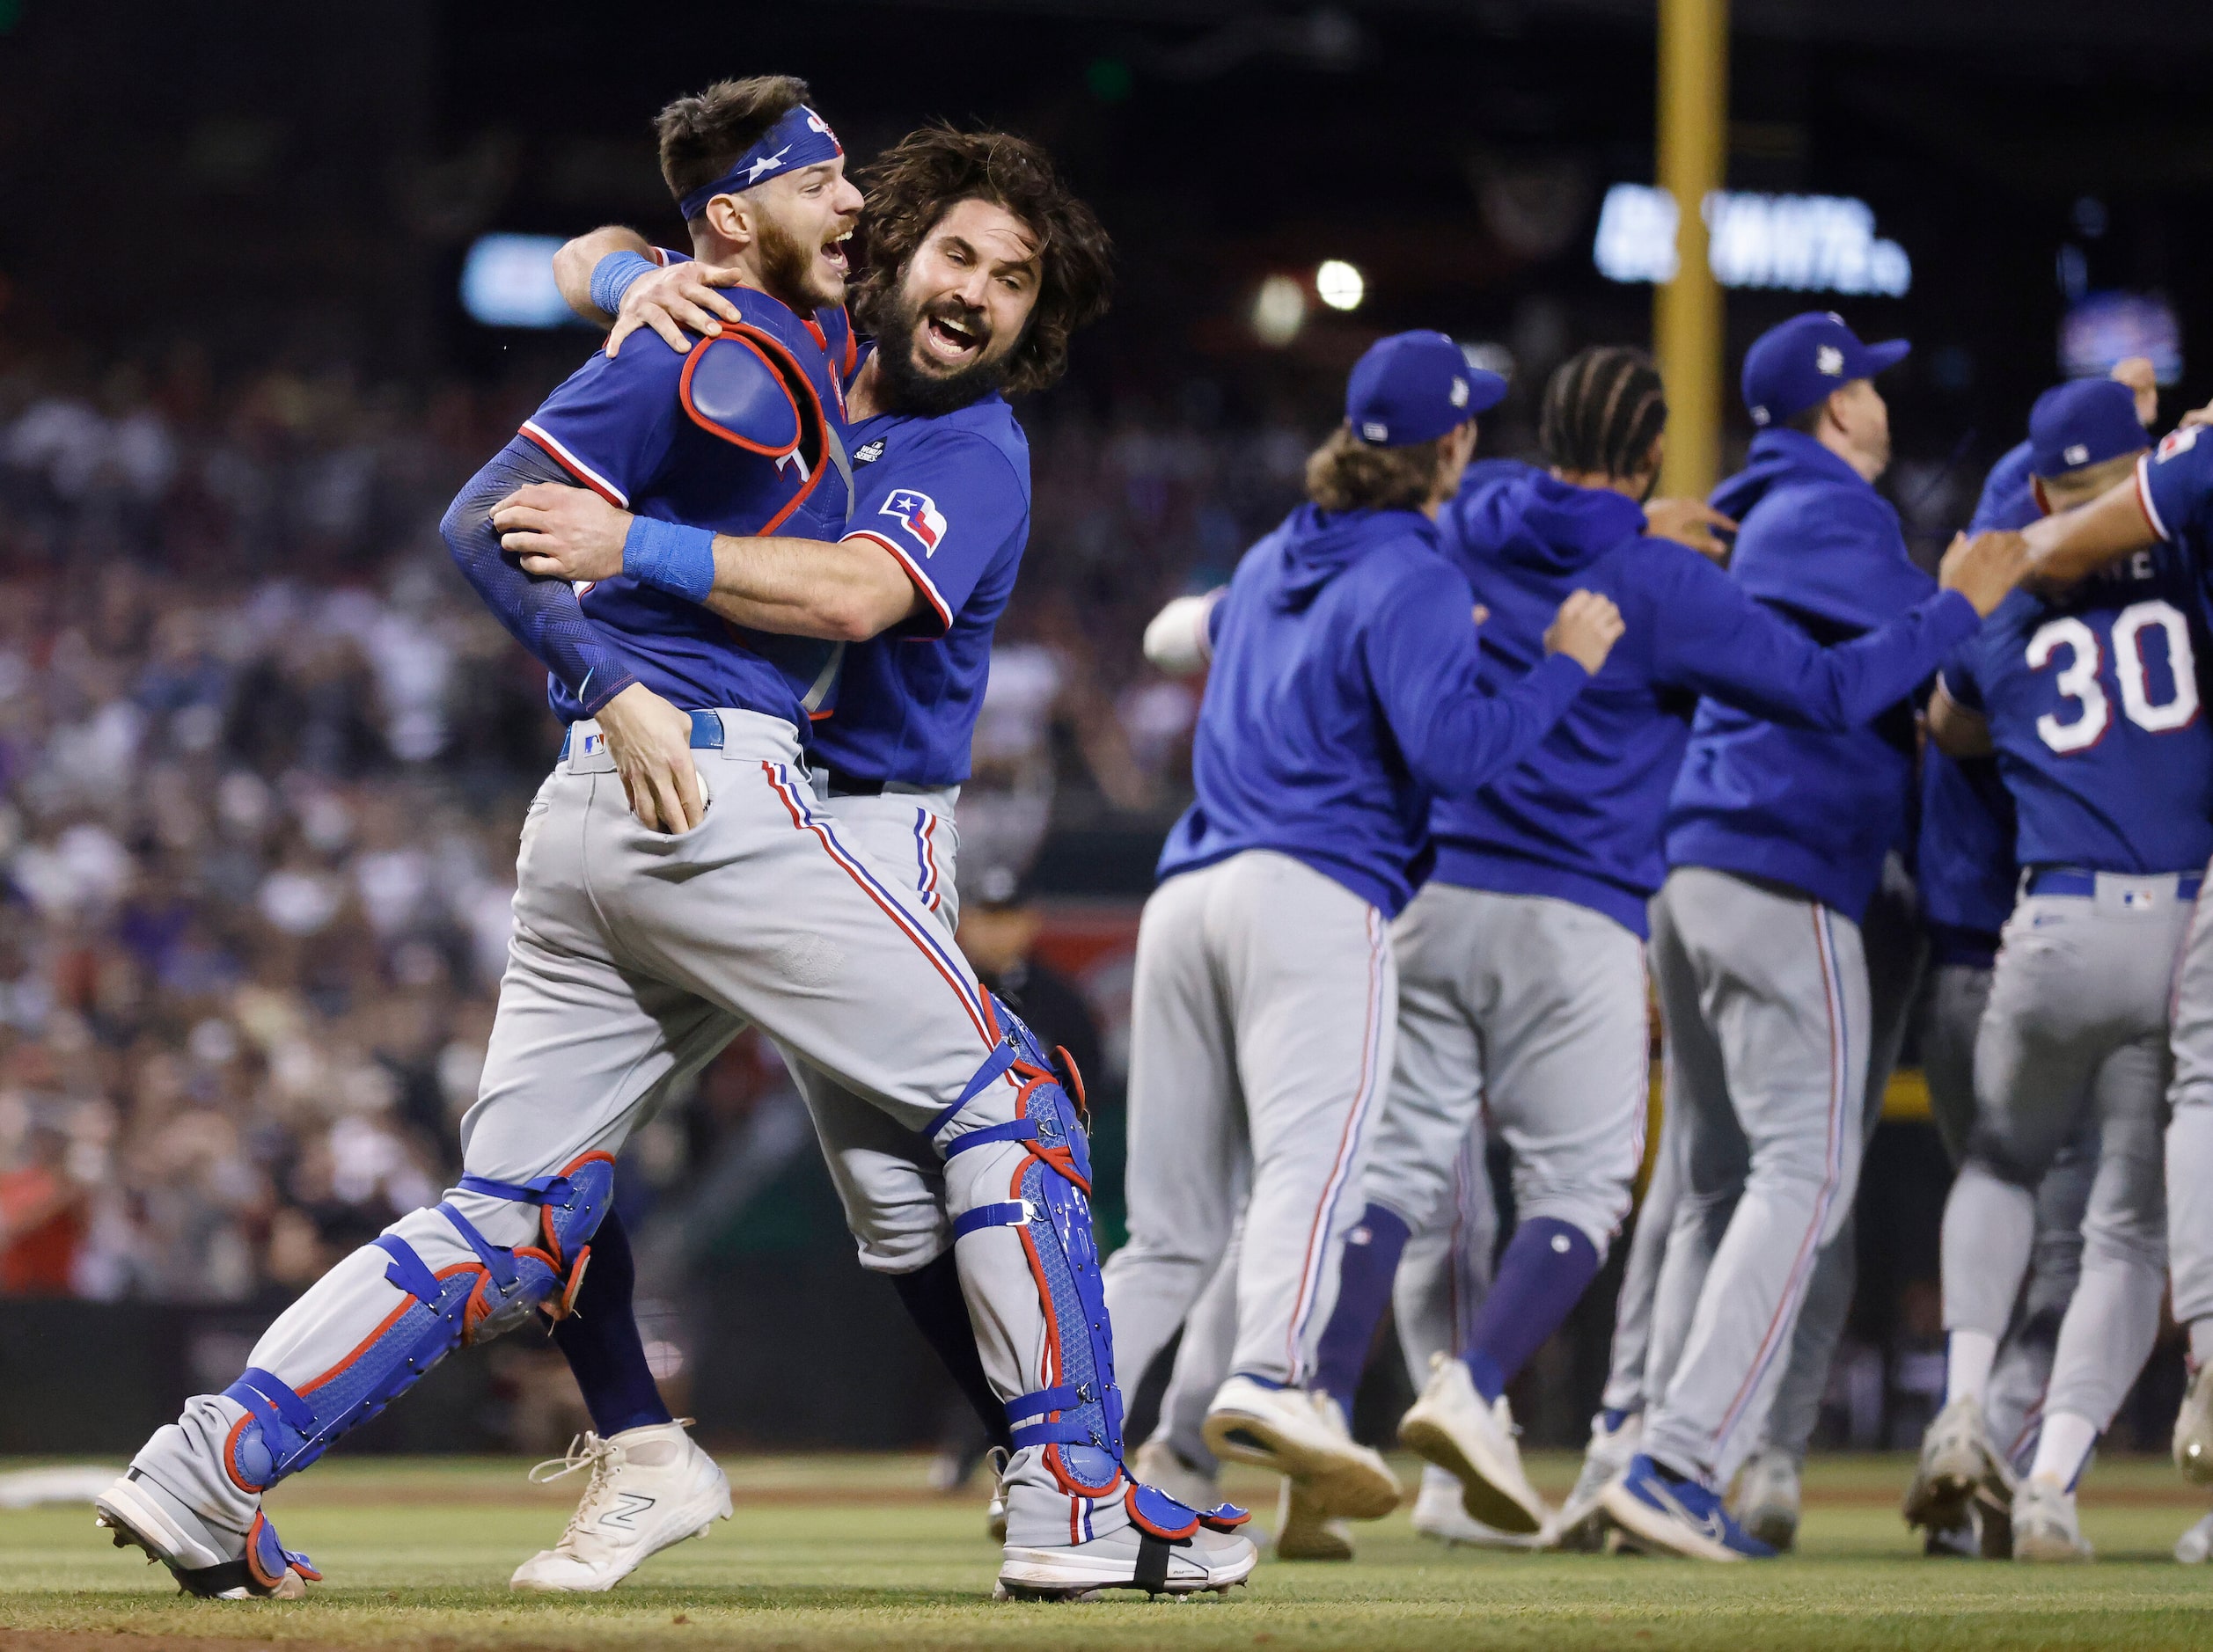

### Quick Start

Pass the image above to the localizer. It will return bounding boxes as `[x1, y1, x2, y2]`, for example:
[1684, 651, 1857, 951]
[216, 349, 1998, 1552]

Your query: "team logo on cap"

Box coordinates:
[2063, 442, 2090, 467]
[1816, 345, 1845, 376]
[1450, 376, 1469, 408]
[882, 489, 948, 555]
[1361, 420, 1389, 442]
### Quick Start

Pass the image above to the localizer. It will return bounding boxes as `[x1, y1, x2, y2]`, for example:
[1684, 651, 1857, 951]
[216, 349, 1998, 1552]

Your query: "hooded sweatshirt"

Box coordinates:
[1430, 465, 1980, 936]
[1156, 502, 1590, 917]
[1663, 428, 1950, 922]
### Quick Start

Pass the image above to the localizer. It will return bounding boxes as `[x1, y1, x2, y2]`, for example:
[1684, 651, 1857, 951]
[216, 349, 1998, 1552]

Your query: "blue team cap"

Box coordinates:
[1741, 311, 1911, 428]
[2029, 378, 2147, 478]
[1345, 332, 1506, 448]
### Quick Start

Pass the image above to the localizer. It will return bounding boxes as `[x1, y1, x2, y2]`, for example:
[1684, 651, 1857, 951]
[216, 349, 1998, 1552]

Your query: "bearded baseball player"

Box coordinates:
[487, 122, 1117, 1589]
[94, 78, 1253, 1603]
[1960, 390, 2213, 1562]
[1099, 331, 1624, 1536]
[1268, 344, 2015, 1559]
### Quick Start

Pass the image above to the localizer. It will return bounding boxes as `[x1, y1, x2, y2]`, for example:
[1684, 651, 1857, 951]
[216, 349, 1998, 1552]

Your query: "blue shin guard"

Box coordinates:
[944, 996, 1248, 1536]
[220, 1151, 614, 1493]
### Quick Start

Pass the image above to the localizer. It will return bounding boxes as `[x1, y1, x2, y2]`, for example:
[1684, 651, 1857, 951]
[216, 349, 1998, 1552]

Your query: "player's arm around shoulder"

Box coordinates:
[1926, 670, 1992, 758]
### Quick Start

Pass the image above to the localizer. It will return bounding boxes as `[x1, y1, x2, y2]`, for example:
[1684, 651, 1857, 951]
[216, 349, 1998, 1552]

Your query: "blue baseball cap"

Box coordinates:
[1741, 311, 1911, 428]
[2029, 378, 2147, 479]
[1345, 331, 1507, 448]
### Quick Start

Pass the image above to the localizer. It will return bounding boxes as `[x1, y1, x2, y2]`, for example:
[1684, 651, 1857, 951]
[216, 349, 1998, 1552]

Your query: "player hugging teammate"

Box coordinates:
[86, 64, 2213, 1600]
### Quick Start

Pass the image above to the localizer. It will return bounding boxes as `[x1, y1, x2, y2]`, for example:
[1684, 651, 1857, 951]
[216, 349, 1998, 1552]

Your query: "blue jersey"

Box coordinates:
[1158, 503, 1588, 917]
[1969, 440, 2038, 533]
[1429, 465, 1978, 939]
[518, 287, 854, 726]
[812, 392, 1031, 787]
[1943, 540, 2213, 874]
[2140, 422, 2213, 598]
[1664, 428, 1939, 921]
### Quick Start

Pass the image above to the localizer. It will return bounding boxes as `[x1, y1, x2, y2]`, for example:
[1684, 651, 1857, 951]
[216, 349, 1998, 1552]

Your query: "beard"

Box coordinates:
[871, 288, 1014, 417]
[756, 212, 841, 312]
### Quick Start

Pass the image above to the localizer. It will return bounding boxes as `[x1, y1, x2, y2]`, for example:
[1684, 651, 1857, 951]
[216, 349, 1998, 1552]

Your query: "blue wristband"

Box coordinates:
[622, 515, 717, 603]
[589, 251, 658, 319]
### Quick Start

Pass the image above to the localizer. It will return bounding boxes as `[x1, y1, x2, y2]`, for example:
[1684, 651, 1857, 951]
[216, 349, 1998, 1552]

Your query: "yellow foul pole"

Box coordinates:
[1654, 0, 1728, 500]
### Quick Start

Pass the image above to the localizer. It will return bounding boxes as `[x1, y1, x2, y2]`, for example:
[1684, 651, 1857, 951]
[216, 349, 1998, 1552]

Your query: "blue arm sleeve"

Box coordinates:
[1652, 551, 1981, 731]
[439, 437, 638, 716]
[1365, 562, 1590, 796]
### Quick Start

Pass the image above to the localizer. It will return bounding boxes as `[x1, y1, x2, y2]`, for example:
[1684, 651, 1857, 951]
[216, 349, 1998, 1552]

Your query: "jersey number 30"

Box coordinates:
[2027, 598, 2200, 754]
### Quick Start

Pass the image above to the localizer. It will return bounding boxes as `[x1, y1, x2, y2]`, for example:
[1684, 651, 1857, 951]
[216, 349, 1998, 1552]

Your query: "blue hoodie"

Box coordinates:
[1663, 428, 1947, 922]
[1431, 467, 1981, 937]
[1157, 502, 1590, 917]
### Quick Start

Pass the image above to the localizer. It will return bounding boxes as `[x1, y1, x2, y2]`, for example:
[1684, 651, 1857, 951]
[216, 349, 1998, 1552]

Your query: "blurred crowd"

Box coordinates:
[0, 346, 1317, 1305]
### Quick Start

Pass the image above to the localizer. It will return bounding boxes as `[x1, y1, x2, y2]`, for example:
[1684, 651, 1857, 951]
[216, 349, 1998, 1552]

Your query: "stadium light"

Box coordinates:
[460, 234, 586, 329]
[1593, 183, 1912, 298]
[1315, 259, 1366, 311]
[1252, 274, 1308, 346]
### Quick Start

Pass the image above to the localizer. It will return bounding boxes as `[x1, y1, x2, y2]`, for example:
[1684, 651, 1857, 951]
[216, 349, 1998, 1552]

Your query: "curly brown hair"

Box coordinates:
[849, 127, 1114, 395]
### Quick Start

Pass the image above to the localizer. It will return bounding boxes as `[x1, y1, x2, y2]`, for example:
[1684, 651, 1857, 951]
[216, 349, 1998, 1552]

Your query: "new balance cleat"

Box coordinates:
[509, 1422, 731, 1593]
[1732, 1449, 1800, 1553]
[1554, 1409, 1640, 1552]
[1396, 1353, 1550, 1535]
[1272, 1476, 1354, 1561]
[1411, 1464, 1546, 1550]
[1905, 1395, 2015, 1537]
[95, 1472, 316, 1599]
[1202, 1376, 1401, 1520]
[2175, 1362, 2213, 1485]
[2011, 1478, 2092, 1563]
[1600, 1454, 1776, 1561]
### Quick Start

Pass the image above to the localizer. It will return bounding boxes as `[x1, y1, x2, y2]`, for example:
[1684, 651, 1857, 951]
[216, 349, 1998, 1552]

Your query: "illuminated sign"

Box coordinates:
[460, 234, 586, 329]
[1593, 184, 1911, 297]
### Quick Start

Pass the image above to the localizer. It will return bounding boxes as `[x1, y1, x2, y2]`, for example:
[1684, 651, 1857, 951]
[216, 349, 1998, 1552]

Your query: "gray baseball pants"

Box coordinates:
[2165, 855, 2213, 1350]
[1921, 954, 2094, 1468]
[1748, 855, 1925, 1466]
[779, 785, 964, 1276]
[148, 713, 1102, 1549]
[1360, 885, 1648, 1254]
[1103, 850, 1396, 1393]
[1639, 866, 1871, 1487]
[1940, 874, 2187, 1436]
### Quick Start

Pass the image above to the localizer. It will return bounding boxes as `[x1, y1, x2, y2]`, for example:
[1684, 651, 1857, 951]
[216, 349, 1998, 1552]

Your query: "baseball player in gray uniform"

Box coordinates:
[94, 85, 1254, 1603]
[1099, 332, 1623, 1532]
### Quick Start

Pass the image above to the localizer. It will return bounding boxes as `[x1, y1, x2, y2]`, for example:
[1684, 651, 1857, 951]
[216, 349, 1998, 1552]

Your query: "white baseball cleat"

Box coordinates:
[1272, 1475, 1355, 1561]
[1132, 1439, 1220, 1515]
[1201, 1377, 1401, 1520]
[1731, 1449, 1801, 1553]
[1905, 1395, 2014, 1538]
[1411, 1464, 1546, 1550]
[2174, 1363, 2213, 1485]
[2011, 1478, 2092, 1563]
[1554, 1410, 1640, 1551]
[996, 1522, 1257, 1599]
[509, 1422, 732, 1592]
[2174, 1510, 2213, 1564]
[1396, 1353, 1551, 1536]
[94, 1472, 316, 1600]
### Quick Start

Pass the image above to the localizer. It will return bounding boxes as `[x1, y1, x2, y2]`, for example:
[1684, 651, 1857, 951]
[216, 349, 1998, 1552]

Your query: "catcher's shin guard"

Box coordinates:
[223, 1151, 614, 1492]
[941, 996, 1247, 1537]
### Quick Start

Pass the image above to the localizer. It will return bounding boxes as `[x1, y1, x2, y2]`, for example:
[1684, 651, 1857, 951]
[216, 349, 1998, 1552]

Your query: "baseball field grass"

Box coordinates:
[4, 1451, 2209, 1652]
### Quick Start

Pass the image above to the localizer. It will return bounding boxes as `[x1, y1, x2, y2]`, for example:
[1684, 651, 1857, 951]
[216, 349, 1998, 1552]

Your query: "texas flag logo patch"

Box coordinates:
[882, 489, 948, 556]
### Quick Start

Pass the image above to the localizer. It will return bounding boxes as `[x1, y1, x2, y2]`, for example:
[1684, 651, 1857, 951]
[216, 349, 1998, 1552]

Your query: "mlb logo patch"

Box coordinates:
[2064, 442, 2090, 467]
[882, 489, 948, 555]
[582, 732, 604, 757]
